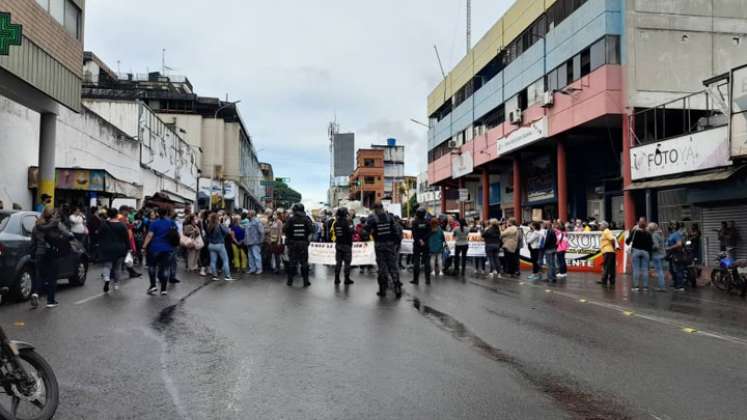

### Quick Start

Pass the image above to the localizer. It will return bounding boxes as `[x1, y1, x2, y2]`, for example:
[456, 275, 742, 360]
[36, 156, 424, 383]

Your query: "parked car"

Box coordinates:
[0, 211, 88, 301]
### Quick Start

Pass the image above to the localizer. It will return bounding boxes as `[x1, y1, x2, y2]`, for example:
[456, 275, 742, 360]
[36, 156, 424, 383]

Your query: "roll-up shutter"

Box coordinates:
[702, 205, 747, 266]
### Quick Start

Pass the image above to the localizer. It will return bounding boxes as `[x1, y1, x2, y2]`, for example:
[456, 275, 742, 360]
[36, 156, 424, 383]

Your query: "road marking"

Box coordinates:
[682, 327, 698, 334]
[13, 321, 24, 327]
[579, 299, 587, 303]
[74, 293, 106, 305]
[544, 289, 551, 293]
[623, 310, 635, 316]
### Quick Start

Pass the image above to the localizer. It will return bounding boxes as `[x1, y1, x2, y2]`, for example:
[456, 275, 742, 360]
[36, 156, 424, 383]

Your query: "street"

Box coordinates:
[1, 265, 745, 420]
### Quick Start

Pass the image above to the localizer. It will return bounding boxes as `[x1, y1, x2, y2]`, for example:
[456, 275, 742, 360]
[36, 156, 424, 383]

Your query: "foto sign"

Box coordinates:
[497, 118, 547, 157]
[630, 126, 731, 181]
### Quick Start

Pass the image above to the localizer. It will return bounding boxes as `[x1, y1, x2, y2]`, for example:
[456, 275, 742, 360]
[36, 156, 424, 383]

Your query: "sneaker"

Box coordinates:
[103, 281, 110, 293]
[344, 279, 354, 285]
[160, 290, 168, 296]
[631, 287, 640, 292]
[169, 278, 181, 284]
[431, 271, 436, 276]
[113, 283, 120, 291]
[438, 271, 444, 276]
[224, 277, 235, 282]
[46, 301, 58, 308]
[655, 287, 667, 292]
[642, 287, 649, 292]
[200, 269, 207, 277]
[303, 281, 311, 288]
[147, 287, 158, 295]
[212, 274, 219, 281]
[675, 288, 686, 292]
[255, 271, 263, 275]
[30, 293, 39, 308]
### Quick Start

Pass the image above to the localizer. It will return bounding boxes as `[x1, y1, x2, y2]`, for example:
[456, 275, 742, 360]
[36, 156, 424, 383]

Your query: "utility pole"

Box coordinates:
[466, 0, 472, 53]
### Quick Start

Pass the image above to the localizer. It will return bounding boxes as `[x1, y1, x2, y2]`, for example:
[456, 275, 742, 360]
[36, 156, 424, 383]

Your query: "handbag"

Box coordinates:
[180, 235, 194, 248]
[193, 235, 204, 250]
[624, 230, 637, 255]
[124, 251, 134, 268]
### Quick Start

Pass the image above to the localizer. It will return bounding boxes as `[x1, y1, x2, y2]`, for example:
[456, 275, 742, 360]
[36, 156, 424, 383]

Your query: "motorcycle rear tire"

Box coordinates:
[711, 269, 729, 291]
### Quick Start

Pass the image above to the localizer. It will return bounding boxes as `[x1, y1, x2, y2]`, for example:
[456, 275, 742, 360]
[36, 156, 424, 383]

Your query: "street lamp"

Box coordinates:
[409, 118, 429, 129]
[211, 100, 241, 211]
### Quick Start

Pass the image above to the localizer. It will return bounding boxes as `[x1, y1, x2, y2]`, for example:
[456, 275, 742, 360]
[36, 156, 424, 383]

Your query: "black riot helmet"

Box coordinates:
[292, 203, 305, 214]
[415, 208, 427, 219]
[336, 207, 349, 219]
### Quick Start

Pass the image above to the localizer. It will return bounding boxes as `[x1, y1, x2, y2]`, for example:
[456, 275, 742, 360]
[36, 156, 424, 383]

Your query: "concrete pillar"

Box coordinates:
[38, 113, 57, 208]
[458, 178, 465, 219]
[513, 157, 522, 224]
[440, 185, 446, 214]
[481, 168, 490, 221]
[645, 189, 653, 222]
[622, 113, 635, 229]
[557, 139, 568, 223]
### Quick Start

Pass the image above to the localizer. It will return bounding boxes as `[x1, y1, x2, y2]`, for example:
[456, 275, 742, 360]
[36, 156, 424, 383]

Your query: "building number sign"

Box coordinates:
[0, 12, 22, 56]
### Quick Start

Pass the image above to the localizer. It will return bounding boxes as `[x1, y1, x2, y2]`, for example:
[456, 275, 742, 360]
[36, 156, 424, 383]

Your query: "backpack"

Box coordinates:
[45, 225, 71, 256]
[166, 222, 180, 247]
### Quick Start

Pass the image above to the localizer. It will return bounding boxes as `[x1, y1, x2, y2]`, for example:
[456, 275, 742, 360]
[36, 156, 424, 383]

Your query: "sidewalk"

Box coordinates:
[466, 268, 747, 342]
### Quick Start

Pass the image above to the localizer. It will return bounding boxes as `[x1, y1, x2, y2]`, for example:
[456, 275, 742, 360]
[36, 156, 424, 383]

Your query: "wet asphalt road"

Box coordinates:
[1, 264, 747, 420]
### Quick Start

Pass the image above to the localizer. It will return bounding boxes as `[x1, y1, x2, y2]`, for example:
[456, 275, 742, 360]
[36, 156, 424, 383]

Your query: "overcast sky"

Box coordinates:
[85, 1, 511, 204]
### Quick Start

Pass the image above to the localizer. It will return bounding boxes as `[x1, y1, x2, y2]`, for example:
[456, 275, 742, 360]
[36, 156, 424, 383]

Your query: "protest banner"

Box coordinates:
[308, 242, 377, 266]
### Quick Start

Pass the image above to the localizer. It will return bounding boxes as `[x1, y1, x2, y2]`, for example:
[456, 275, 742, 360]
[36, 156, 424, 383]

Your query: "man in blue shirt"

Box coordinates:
[666, 222, 686, 292]
[142, 207, 177, 296]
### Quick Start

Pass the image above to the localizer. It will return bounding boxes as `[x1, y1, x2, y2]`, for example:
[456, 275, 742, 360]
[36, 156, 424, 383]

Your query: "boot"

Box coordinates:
[344, 273, 354, 285]
[376, 282, 387, 297]
[286, 274, 294, 287]
[334, 268, 341, 285]
[394, 282, 403, 298]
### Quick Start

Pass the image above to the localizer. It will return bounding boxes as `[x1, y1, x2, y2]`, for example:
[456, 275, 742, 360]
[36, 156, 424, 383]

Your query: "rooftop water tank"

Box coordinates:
[387, 138, 397, 147]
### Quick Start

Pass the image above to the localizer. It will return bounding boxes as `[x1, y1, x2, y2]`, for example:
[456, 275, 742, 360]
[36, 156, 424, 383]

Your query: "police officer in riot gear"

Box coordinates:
[410, 207, 432, 285]
[332, 207, 354, 285]
[284, 203, 314, 287]
[365, 202, 403, 298]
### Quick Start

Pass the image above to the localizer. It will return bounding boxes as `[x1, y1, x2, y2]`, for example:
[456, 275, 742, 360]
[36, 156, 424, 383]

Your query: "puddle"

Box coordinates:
[153, 280, 212, 330]
[412, 298, 632, 420]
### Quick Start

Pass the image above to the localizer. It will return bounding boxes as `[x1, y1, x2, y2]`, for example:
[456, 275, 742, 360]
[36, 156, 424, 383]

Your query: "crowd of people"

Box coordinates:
[20, 199, 739, 308]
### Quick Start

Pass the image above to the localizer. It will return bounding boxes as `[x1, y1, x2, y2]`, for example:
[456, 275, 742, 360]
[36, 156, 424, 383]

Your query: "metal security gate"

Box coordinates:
[702, 205, 747, 266]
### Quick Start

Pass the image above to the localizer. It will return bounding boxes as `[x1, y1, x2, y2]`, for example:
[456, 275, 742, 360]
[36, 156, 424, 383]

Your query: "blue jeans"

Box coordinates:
[248, 244, 262, 273]
[169, 251, 177, 280]
[147, 251, 171, 292]
[545, 250, 557, 282]
[209, 243, 231, 278]
[652, 255, 665, 289]
[631, 248, 650, 288]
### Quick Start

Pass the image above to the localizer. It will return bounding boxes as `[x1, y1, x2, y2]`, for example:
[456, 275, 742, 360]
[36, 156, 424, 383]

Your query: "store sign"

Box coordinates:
[0, 13, 22, 56]
[451, 151, 474, 178]
[496, 118, 547, 157]
[458, 188, 470, 201]
[28, 167, 105, 192]
[417, 190, 441, 204]
[630, 126, 731, 180]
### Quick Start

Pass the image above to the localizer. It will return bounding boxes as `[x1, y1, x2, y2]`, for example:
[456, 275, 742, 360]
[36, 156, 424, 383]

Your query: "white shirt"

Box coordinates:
[69, 214, 87, 235]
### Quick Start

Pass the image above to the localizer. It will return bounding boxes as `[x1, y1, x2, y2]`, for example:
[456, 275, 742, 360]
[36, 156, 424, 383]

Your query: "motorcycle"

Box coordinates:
[682, 240, 701, 288]
[712, 251, 747, 296]
[0, 288, 59, 420]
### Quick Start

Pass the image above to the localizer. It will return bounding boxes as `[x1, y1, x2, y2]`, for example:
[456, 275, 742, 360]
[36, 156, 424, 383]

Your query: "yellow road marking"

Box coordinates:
[579, 299, 587, 303]
[682, 327, 698, 334]
[623, 311, 635, 317]
[13, 321, 24, 327]
[545, 289, 552, 293]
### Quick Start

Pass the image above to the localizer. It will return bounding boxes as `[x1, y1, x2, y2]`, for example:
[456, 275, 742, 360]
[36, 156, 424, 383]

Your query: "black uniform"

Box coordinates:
[366, 211, 403, 297]
[411, 216, 432, 285]
[284, 211, 314, 287]
[333, 217, 354, 285]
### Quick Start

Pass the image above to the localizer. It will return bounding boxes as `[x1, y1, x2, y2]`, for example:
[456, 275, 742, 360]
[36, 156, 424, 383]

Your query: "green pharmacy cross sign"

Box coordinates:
[0, 12, 22, 56]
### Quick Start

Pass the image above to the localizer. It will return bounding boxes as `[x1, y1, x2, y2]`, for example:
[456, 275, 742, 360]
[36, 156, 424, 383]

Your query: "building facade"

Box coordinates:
[327, 123, 354, 207]
[259, 162, 274, 209]
[349, 149, 385, 209]
[371, 139, 404, 201]
[425, 0, 747, 228]
[82, 52, 264, 211]
[0, 0, 85, 209]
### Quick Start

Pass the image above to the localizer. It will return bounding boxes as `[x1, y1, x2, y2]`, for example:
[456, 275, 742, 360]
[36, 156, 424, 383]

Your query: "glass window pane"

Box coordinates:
[590, 38, 605, 70]
[35, 0, 50, 11]
[606, 35, 620, 65]
[64, 0, 80, 39]
[50, 0, 64, 24]
[548, 69, 558, 92]
[558, 63, 568, 88]
[572, 54, 581, 81]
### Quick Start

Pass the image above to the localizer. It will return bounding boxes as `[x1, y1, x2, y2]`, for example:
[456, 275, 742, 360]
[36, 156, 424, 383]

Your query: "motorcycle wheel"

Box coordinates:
[0, 348, 59, 420]
[711, 269, 729, 291]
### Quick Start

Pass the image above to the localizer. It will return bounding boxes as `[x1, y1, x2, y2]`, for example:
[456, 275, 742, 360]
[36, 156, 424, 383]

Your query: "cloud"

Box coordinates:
[84, 0, 510, 204]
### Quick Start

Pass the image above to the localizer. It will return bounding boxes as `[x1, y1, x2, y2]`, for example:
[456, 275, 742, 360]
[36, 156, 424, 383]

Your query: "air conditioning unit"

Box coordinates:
[509, 109, 523, 125]
[542, 91, 555, 108]
[447, 139, 458, 149]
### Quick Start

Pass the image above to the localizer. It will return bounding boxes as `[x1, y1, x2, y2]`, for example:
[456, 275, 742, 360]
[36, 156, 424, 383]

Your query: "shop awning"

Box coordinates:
[625, 166, 746, 191]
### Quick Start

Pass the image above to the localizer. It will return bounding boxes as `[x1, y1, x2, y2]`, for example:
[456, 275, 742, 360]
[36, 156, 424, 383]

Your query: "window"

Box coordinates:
[527, 78, 545, 106]
[565, 59, 573, 86]
[547, 68, 558, 92]
[64, 0, 81, 39]
[606, 35, 620, 65]
[364, 177, 375, 185]
[50, 0, 64, 24]
[580, 48, 591, 77]
[572, 54, 581, 81]
[35, 0, 50, 10]
[363, 159, 375, 167]
[557, 62, 568, 89]
[590, 38, 605, 71]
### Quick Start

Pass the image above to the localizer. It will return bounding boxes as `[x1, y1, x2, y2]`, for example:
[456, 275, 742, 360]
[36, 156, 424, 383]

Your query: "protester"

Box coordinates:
[97, 208, 130, 293]
[284, 203, 314, 287]
[666, 222, 687, 292]
[483, 219, 502, 278]
[69, 207, 88, 246]
[543, 220, 558, 283]
[183, 214, 202, 272]
[527, 222, 543, 281]
[649, 223, 667, 292]
[30, 207, 72, 308]
[598, 221, 617, 288]
[230, 215, 248, 273]
[555, 222, 569, 279]
[245, 210, 265, 275]
[269, 210, 285, 274]
[117, 206, 142, 279]
[626, 217, 653, 292]
[428, 218, 446, 277]
[142, 207, 179, 295]
[204, 212, 234, 281]
[453, 219, 469, 277]
[469, 219, 485, 274]
[501, 218, 520, 278]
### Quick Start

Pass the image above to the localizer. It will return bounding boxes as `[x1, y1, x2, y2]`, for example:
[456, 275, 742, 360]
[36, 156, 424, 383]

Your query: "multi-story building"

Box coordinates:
[0, 0, 85, 209]
[82, 52, 264, 211]
[327, 123, 354, 207]
[349, 149, 385, 208]
[416, 171, 441, 215]
[371, 139, 404, 201]
[259, 162, 274, 209]
[425, 0, 747, 228]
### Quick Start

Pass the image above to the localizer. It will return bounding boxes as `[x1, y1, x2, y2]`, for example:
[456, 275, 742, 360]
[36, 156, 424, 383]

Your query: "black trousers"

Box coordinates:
[530, 248, 541, 274]
[412, 245, 431, 282]
[375, 242, 400, 288]
[287, 240, 309, 281]
[601, 252, 616, 284]
[454, 245, 468, 273]
[335, 243, 352, 279]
